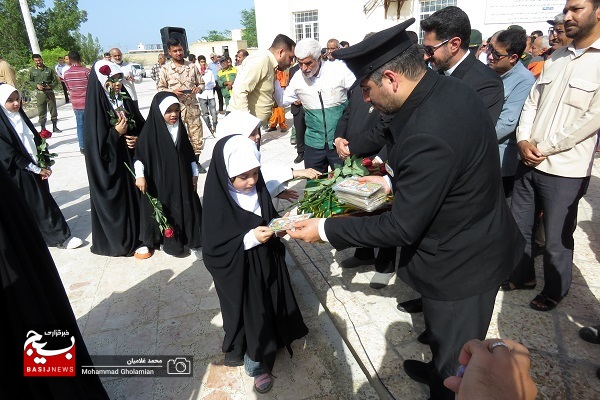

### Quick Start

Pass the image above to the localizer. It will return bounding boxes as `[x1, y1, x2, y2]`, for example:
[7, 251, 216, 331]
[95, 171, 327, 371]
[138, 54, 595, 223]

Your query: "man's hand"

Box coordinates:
[334, 137, 351, 159]
[444, 338, 537, 400]
[191, 86, 201, 94]
[136, 177, 147, 194]
[517, 140, 546, 167]
[286, 218, 322, 243]
[292, 168, 320, 180]
[358, 175, 391, 194]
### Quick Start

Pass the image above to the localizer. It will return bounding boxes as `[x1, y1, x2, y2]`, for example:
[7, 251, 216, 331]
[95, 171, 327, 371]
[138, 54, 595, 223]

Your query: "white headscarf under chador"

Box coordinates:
[158, 95, 180, 143]
[94, 60, 123, 89]
[0, 84, 37, 162]
[222, 135, 261, 178]
[216, 110, 261, 139]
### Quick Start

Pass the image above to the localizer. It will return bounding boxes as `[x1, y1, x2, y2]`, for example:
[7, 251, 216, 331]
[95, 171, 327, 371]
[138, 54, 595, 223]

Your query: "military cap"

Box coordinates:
[469, 29, 482, 48]
[547, 13, 565, 26]
[332, 18, 415, 85]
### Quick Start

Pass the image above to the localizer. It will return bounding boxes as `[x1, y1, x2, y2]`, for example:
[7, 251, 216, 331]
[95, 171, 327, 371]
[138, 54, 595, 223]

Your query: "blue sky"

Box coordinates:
[54, 0, 255, 52]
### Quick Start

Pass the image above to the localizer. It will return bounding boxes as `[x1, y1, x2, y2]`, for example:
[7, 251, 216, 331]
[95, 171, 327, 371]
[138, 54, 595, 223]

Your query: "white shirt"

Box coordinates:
[444, 51, 470, 76]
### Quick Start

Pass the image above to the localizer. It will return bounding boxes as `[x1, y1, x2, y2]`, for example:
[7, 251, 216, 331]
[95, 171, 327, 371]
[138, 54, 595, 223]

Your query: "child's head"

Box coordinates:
[95, 61, 124, 94]
[158, 95, 181, 125]
[223, 135, 261, 193]
[0, 85, 20, 113]
[215, 110, 262, 144]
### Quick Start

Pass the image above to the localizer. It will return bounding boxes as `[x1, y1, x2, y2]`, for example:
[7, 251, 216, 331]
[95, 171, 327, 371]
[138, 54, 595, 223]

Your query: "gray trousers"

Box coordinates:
[509, 163, 589, 301]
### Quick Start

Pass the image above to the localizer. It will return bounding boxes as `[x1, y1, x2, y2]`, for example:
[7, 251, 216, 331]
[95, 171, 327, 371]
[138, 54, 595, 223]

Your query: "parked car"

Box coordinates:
[130, 63, 146, 79]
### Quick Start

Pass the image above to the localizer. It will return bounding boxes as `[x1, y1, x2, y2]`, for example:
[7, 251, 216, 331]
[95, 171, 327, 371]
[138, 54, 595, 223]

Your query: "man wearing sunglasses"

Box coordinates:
[421, 6, 503, 123]
[487, 30, 536, 200]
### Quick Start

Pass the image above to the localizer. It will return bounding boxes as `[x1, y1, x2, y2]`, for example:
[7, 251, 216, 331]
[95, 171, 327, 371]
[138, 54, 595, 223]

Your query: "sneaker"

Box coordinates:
[134, 246, 152, 259]
[266, 126, 277, 132]
[579, 325, 600, 344]
[290, 137, 297, 145]
[370, 272, 394, 289]
[294, 153, 304, 164]
[198, 164, 207, 174]
[190, 248, 203, 261]
[61, 236, 84, 249]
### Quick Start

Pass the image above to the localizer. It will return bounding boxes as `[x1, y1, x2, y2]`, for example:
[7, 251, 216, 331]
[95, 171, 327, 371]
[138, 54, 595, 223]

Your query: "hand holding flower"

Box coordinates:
[39, 168, 52, 180]
[136, 177, 146, 194]
[115, 113, 128, 135]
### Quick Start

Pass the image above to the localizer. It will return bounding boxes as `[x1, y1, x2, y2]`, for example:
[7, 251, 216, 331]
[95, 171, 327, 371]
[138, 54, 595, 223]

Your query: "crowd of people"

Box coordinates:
[1, 0, 599, 398]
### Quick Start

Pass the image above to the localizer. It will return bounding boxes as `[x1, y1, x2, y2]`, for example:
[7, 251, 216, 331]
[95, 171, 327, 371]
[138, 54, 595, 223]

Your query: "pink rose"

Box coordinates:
[164, 227, 174, 238]
[99, 65, 111, 76]
[39, 129, 52, 139]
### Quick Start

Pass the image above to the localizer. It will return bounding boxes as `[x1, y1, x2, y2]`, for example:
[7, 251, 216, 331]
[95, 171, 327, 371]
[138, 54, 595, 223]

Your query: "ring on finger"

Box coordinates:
[489, 341, 509, 352]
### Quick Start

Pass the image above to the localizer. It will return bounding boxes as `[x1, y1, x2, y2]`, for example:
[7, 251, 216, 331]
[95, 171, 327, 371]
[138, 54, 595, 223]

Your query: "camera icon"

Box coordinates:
[167, 357, 191, 375]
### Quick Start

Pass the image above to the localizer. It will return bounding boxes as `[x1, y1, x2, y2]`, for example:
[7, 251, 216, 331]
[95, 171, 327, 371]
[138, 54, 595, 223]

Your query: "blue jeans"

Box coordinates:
[73, 109, 85, 149]
[244, 354, 267, 377]
[198, 98, 217, 131]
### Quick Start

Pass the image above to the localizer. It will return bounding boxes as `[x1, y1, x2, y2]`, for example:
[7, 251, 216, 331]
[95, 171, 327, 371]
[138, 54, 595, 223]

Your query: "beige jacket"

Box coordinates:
[516, 39, 600, 178]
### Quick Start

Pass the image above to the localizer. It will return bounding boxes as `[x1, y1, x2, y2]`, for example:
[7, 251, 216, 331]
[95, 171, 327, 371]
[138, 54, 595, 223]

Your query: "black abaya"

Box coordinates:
[0, 107, 70, 246]
[83, 65, 145, 256]
[134, 92, 202, 255]
[0, 163, 109, 399]
[202, 135, 308, 373]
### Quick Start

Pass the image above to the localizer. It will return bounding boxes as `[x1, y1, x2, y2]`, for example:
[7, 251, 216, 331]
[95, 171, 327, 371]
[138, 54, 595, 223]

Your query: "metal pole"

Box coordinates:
[19, 0, 41, 54]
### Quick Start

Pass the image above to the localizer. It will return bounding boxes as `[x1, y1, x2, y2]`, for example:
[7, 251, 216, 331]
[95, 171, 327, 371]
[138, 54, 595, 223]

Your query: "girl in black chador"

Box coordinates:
[133, 92, 202, 258]
[202, 134, 308, 394]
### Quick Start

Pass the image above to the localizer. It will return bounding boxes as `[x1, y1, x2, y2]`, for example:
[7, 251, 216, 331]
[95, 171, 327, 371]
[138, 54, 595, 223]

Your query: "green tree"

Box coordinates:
[74, 32, 102, 65]
[0, 0, 45, 70]
[35, 0, 87, 51]
[201, 30, 231, 42]
[240, 8, 257, 48]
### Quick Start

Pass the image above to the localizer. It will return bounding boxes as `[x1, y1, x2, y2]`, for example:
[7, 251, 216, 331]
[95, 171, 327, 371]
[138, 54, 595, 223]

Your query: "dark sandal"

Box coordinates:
[254, 373, 273, 394]
[500, 280, 536, 291]
[530, 294, 559, 311]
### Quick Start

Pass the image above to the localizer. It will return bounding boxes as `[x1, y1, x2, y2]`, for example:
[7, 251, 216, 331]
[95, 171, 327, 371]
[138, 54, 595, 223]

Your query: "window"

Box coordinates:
[419, 0, 457, 41]
[294, 10, 319, 43]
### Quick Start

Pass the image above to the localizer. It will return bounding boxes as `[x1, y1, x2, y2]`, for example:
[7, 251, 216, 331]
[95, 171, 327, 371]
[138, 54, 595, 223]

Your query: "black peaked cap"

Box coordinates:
[332, 18, 415, 84]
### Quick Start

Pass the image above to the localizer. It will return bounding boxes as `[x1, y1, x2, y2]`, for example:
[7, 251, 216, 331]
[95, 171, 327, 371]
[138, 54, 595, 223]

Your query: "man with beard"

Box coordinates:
[110, 48, 138, 106]
[229, 34, 296, 123]
[278, 38, 355, 172]
[421, 6, 504, 123]
[548, 13, 574, 51]
[287, 19, 524, 400]
[504, 0, 600, 313]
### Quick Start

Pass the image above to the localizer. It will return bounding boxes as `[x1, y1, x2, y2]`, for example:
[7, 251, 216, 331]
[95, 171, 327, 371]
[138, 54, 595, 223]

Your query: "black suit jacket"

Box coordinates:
[325, 70, 524, 301]
[334, 87, 393, 157]
[450, 51, 504, 123]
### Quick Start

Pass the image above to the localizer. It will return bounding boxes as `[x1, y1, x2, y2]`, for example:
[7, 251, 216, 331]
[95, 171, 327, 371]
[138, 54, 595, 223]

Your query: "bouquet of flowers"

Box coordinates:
[36, 129, 57, 169]
[124, 163, 174, 238]
[98, 64, 136, 130]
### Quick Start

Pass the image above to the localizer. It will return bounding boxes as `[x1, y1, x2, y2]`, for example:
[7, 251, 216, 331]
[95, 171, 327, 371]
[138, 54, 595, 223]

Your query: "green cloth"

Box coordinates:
[303, 101, 347, 149]
[29, 66, 58, 91]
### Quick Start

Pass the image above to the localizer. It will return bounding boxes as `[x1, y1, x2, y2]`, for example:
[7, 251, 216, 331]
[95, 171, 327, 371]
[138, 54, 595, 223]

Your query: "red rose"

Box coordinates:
[164, 227, 174, 238]
[361, 158, 372, 167]
[99, 65, 111, 76]
[379, 164, 387, 174]
[39, 129, 52, 139]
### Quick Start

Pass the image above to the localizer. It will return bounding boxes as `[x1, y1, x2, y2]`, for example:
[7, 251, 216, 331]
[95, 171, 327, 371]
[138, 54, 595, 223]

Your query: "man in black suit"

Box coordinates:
[421, 6, 504, 124]
[398, 5, 505, 317]
[288, 19, 524, 400]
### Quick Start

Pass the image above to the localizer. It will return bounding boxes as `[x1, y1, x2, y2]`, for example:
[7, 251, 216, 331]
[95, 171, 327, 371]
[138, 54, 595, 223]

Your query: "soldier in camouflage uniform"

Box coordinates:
[158, 38, 206, 171]
[29, 54, 61, 132]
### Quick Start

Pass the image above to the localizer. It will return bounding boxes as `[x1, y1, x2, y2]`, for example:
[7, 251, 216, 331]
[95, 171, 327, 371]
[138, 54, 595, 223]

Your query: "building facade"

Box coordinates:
[254, 0, 566, 49]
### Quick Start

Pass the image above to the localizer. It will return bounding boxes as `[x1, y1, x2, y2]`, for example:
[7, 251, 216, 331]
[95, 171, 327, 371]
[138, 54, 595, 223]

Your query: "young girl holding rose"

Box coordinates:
[0, 83, 83, 249]
[202, 134, 308, 394]
[133, 92, 202, 258]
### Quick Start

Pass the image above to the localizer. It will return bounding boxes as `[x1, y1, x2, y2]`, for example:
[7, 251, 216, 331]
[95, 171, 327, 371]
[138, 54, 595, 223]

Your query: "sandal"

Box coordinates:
[500, 280, 536, 291]
[530, 294, 559, 311]
[254, 373, 273, 394]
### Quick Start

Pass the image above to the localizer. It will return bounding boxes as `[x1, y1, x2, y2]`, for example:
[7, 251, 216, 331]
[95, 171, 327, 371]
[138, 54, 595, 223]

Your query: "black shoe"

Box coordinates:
[579, 325, 600, 344]
[266, 126, 277, 132]
[224, 352, 244, 367]
[80, 148, 84, 154]
[294, 153, 304, 164]
[52, 122, 62, 133]
[397, 297, 423, 313]
[417, 330, 430, 345]
[403, 360, 431, 384]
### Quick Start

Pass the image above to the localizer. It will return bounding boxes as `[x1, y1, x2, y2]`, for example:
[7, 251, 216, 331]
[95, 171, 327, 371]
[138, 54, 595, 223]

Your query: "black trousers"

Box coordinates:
[214, 82, 225, 112]
[304, 144, 342, 173]
[292, 104, 305, 155]
[509, 163, 589, 301]
[423, 286, 498, 400]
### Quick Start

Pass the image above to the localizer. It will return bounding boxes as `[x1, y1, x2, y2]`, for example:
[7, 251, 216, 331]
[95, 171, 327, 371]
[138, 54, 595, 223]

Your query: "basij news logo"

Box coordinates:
[24, 328, 76, 377]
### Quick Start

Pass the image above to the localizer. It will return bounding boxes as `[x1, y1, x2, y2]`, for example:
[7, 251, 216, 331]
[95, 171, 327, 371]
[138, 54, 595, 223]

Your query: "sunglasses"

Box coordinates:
[424, 39, 450, 58]
[486, 45, 511, 61]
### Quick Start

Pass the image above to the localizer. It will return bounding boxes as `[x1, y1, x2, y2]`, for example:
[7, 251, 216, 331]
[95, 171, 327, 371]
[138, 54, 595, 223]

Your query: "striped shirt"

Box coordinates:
[63, 65, 90, 110]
